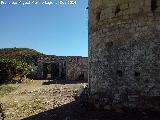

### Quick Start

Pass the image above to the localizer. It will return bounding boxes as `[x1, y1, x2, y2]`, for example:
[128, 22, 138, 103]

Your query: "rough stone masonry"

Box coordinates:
[36, 56, 88, 81]
[89, 0, 160, 110]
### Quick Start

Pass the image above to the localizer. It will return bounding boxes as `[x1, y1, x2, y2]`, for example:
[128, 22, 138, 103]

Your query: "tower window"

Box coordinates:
[105, 41, 113, 48]
[96, 11, 101, 22]
[117, 70, 123, 77]
[115, 4, 121, 15]
[135, 71, 140, 77]
[151, 0, 157, 12]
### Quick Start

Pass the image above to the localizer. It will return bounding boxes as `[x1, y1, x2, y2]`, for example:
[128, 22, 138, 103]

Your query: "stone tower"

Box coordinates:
[89, 0, 160, 109]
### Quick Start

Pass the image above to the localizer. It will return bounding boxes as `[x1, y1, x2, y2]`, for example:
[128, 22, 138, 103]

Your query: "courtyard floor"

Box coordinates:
[1, 80, 160, 120]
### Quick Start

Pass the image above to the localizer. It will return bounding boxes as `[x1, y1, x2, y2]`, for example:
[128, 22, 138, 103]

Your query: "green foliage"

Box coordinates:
[0, 58, 32, 81]
[0, 48, 57, 66]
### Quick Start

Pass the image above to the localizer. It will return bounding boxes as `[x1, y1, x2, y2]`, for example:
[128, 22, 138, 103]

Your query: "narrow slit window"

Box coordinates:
[135, 71, 140, 77]
[96, 11, 101, 22]
[115, 4, 121, 15]
[117, 70, 123, 77]
[151, 0, 157, 12]
[105, 41, 113, 48]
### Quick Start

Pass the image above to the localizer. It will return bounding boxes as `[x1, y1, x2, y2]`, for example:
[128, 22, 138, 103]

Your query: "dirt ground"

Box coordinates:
[1, 80, 160, 120]
[0, 80, 86, 120]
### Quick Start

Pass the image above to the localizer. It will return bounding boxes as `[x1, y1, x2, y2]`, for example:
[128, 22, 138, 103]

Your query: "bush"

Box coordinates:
[0, 58, 32, 83]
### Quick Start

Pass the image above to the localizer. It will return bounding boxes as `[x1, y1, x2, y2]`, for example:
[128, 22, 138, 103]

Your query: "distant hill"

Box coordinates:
[0, 48, 56, 65]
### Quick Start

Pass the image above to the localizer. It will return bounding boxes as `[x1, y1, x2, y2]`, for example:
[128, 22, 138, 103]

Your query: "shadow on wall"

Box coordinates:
[22, 100, 160, 120]
[42, 79, 87, 85]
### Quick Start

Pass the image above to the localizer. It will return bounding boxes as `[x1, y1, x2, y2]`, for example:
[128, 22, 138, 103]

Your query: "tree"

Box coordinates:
[0, 58, 32, 82]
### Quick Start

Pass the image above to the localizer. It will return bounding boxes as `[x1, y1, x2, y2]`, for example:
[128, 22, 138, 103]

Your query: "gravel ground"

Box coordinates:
[1, 80, 160, 120]
[0, 80, 86, 120]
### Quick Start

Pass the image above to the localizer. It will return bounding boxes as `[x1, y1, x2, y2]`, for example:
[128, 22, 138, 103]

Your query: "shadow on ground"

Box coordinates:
[22, 100, 160, 120]
[42, 79, 87, 85]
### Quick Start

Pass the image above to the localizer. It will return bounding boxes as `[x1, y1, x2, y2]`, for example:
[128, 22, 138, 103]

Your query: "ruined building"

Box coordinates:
[36, 56, 88, 81]
[89, 0, 160, 109]
[66, 57, 88, 81]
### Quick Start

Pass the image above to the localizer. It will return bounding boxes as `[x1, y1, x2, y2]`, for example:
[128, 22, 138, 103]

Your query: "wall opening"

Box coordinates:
[115, 4, 121, 15]
[151, 0, 157, 12]
[135, 71, 140, 77]
[105, 41, 113, 48]
[96, 11, 101, 22]
[79, 72, 85, 80]
[117, 70, 123, 77]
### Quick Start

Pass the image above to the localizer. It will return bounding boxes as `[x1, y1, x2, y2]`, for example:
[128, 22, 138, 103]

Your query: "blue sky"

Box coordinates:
[0, 0, 88, 57]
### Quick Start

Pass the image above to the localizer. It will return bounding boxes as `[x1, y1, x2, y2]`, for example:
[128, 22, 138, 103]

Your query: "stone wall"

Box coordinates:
[36, 60, 64, 80]
[66, 57, 88, 81]
[36, 60, 43, 79]
[35, 57, 88, 81]
[89, 0, 160, 109]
